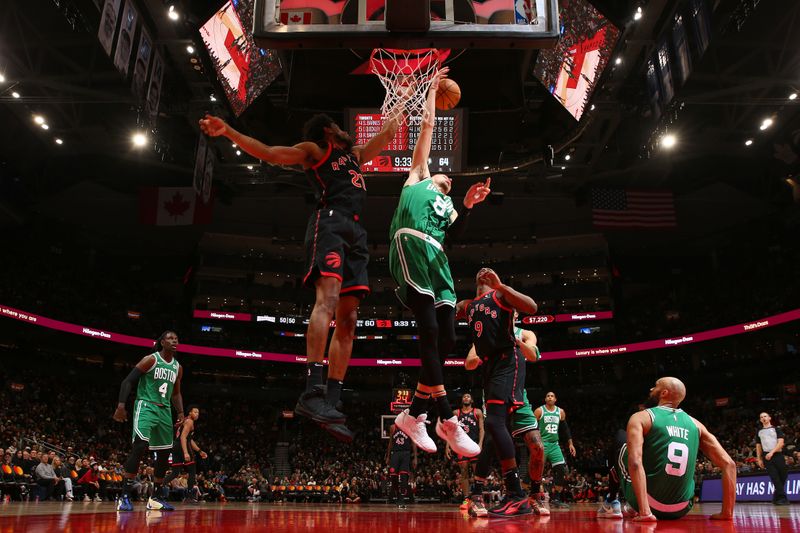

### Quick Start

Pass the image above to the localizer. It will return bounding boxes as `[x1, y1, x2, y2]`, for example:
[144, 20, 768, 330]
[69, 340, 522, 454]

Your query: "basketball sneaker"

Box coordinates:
[529, 492, 550, 516]
[146, 496, 175, 511]
[597, 499, 623, 519]
[295, 386, 346, 425]
[468, 494, 488, 518]
[435, 417, 480, 457]
[395, 409, 436, 453]
[459, 498, 470, 510]
[116, 493, 133, 512]
[488, 495, 532, 518]
[319, 422, 354, 443]
[621, 502, 638, 518]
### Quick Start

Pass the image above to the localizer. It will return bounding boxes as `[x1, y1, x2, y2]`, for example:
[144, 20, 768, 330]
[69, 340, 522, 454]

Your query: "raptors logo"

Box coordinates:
[325, 252, 342, 269]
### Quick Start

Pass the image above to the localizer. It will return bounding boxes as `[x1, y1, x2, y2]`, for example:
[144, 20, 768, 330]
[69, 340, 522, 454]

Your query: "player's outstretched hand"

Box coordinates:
[710, 512, 734, 521]
[430, 66, 449, 93]
[477, 268, 502, 290]
[113, 406, 128, 423]
[199, 114, 228, 137]
[464, 177, 491, 208]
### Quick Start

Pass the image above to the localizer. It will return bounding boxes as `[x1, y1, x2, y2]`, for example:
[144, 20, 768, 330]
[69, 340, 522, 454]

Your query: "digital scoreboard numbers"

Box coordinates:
[390, 388, 413, 414]
[347, 108, 465, 173]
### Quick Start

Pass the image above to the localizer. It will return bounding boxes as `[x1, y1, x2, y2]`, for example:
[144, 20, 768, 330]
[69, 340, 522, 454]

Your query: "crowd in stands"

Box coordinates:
[2, 343, 798, 505]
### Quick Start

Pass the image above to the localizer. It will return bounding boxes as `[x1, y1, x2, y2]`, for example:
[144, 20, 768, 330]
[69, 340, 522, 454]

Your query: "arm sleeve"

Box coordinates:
[118, 367, 144, 404]
[559, 419, 573, 442]
[446, 207, 472, 241]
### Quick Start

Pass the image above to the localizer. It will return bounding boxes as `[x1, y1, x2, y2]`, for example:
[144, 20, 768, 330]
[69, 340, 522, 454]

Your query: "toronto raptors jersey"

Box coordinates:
[306, 144, 366, 215]
[466, 290, 516, 357]
[457, 408, 480, 443]
[392, 428, 412, 452]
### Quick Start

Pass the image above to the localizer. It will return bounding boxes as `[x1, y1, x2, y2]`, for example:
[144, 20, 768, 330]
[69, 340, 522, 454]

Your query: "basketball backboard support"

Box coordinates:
[253, 0, 559, 49]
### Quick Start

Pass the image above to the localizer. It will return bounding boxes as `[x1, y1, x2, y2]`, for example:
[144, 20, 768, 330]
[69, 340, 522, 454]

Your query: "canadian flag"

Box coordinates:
[139, 187, 214, 226]
[280, 11, 312, 24]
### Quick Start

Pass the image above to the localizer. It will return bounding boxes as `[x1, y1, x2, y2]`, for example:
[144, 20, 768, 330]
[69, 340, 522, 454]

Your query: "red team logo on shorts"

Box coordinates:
[325, 252, 342, 269]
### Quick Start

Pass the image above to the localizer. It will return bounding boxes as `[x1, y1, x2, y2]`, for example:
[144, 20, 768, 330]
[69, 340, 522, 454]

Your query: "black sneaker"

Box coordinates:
[320, 422, 354, 443]
[295, 387, 346, 424]
[488, 495, 532, 518]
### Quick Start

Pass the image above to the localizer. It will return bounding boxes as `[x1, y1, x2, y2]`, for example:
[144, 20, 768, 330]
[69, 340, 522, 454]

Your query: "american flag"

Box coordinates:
[591, 189, 676, 228]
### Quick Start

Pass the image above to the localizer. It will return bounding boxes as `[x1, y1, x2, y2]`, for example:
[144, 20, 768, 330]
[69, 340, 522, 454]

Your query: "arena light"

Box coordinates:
[790, 93, 798, 101]
[661, 134, 677, 149]
[0, 74, 5, 83]
[210, 95, 217, 102]
[759, 118, 773, 130]
[745, 139, 753, 146]
[11, 91, 20, 98]
[41, 123, 49, 130]
[247, 165, 254, 170]
[168, 5, 179, 21]
[33, 115, 45, 125]
[236, 150, 242, 156]
[132, 132, 148, 147]
[564, 154, 571, 161]
[483, 165, 489, 170]
[55, 138, 63, 145]
[186, 45, 195, 54]
[615, 57, 622, 65]
[633, 6, 643, 20]
[560, 166, 566, 170]
[590, 104, 595, 111]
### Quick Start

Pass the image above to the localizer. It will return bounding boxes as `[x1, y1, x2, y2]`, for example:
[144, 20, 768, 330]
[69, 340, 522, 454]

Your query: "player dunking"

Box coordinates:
[598, 377, 736, 521]
[444, 393, 484, 509]
[534, 391, 576, 508]
[386, 424, 418, 509]
[162, 406, 207, 503]
[457, 268, 539, 517]
[200, 111, 400, 442]
[391, 68, 489, 458]
[463, 312, 547, 517]
[114, 331, 184, 512]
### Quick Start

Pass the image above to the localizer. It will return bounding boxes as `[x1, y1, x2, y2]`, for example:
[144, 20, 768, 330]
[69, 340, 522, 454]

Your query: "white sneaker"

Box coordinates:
[597, 500, 622, 519]
[94, 495, 103, 502]
[395, 409, 436, 453]
[83, 495, 90, 502]
[436, 416, 480, 457]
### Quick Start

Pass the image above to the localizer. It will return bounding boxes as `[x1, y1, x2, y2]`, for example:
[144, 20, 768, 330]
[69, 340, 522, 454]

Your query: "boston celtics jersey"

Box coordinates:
[389, 178, 454, 245]
[639, 406, 699, 506]
[538, 405, 561, 444]
[136, 352, 179, 406]
[514, 326, 541, 361]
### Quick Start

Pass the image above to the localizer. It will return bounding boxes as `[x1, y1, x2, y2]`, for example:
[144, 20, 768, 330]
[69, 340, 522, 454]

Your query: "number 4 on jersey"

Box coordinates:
[158, 382, 168, 398]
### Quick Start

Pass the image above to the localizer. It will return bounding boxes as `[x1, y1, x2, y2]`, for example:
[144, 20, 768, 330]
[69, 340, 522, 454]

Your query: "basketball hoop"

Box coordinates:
[370, 48, 442, 125]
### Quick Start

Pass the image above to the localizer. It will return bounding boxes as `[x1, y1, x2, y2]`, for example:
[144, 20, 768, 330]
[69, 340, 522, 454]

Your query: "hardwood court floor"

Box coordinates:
[0, 501, 796, 532]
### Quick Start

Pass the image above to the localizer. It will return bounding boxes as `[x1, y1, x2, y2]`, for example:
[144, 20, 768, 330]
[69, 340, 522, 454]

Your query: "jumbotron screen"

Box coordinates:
[346, 108, 465, 173]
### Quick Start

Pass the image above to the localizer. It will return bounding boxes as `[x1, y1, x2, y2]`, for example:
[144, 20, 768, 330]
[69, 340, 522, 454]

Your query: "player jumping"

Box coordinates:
[200, 110, 401, 442]
[390, 68, 489, 458]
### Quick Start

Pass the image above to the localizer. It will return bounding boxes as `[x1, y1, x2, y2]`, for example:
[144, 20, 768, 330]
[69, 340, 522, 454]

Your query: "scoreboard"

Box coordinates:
[346, 108, 465, 173]
[390, 388, 413, 414]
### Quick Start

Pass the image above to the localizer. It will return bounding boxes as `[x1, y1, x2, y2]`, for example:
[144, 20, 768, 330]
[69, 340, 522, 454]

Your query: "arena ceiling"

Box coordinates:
[0, 0, 798, 254]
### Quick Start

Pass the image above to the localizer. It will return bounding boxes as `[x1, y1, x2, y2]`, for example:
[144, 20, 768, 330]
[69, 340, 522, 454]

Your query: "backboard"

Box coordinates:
[253, 0, 559, 49]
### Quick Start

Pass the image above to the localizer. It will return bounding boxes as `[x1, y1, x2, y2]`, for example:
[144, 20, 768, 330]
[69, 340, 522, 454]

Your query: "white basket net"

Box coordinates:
[370, 48, 442, 125]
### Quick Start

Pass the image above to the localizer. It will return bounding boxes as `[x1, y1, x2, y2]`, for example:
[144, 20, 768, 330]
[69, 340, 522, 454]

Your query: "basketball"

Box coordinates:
[435, 78, 461, 110]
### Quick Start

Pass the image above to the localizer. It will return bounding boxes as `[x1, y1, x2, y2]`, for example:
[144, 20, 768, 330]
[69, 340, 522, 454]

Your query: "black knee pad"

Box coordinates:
[124, 438, 149, 474]
[153, 450, 170, 479]
[552, 463, 567, 486]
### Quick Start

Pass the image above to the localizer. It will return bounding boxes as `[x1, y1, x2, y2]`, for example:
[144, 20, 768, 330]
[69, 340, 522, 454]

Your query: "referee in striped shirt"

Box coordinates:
[756, 412, 790, 505]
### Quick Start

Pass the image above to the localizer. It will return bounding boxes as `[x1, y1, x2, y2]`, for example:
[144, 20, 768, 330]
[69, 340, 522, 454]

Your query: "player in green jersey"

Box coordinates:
[113, 330, 184, 512]
[391, 68, 490, 458]
[600, 377, 736, 522]
[534, 391, 576, 508]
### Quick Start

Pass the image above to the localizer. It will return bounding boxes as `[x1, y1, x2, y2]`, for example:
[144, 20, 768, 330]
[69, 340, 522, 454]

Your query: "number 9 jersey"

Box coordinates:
[619, 406, 700, 519]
